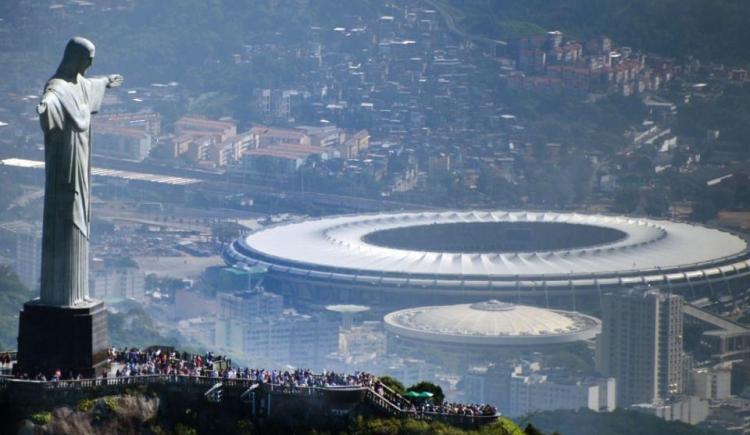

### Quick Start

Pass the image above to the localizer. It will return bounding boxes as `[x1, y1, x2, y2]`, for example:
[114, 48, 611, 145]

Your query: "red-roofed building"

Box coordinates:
[175, 117, 237, 142]
[94, 125, 152, 161]
[243, 143, 333, 173]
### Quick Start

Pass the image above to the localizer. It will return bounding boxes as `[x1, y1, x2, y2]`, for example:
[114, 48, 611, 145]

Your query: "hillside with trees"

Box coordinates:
[522, 409, 717, 435]
[0, 266, 31, 350]
[446, 0, 750, 64]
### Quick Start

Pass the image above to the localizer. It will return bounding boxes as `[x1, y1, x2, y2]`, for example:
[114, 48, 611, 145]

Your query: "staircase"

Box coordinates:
[363, 379, 501, 429]
[364, 381, 413, 417]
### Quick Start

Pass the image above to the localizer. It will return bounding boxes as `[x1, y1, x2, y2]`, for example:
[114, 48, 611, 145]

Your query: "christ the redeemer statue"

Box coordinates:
[16, 37, 118, 377]
[37, 37, 122, 306]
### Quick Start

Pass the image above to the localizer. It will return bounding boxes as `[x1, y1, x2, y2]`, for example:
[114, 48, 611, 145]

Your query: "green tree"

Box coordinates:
[407, 381, 445, 405]
[108, 307, 178, 348]
[0, 266, 31, 349]
[449, 0, 750, 65]
[212, 221, 244, 244]
[690, 200, 717, 223]
[186, 92, 236, 119]
[521, 408, 709, 435]
[612, 186, 640, 214]
[524, 424, 545, 435]
[644, 188, 670, 217]
[378, 375, 405, 395]
[350, 416, 525, 435]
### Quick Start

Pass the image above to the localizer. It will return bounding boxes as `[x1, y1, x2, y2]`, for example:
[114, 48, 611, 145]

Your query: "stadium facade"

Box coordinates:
[223, 211, 750, 310]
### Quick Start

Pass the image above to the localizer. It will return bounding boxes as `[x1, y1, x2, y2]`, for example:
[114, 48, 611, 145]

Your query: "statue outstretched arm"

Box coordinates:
[107, 74, 123, 88]
[85, 74, 123, 114]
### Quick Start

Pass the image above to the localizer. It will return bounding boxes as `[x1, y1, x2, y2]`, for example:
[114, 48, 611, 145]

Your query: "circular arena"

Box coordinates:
[382, 300, 601, 370]
[384, 300, 601, 346]
[223, 211, 750, 310]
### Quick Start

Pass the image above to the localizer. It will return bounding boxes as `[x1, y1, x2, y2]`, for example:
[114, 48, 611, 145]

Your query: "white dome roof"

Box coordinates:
[384, 300, 601, 346]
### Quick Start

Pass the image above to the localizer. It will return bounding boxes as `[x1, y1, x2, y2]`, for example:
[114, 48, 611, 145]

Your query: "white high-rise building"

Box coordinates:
[15, 229, 42, 292]
[462, 363, 615, 416]
[597, 288, 685, 407]
[508, 372, 616, 417]
[216, 289, 338, 369]
[691, 367, 731, 400]
[218, 289, 284, 321]
[631, 396, 709, 425]
[89, 258, 146, 302]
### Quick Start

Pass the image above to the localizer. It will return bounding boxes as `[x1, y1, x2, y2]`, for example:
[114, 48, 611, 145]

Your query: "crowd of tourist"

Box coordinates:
[108, 348, 379, 392]
[233, 367, 376, 389]
[421, 402, 498, 417]
[110, 347, 229, 378]
[367, 380, 496, 417]
[5, 347, 498, 419]
[0, 353, 13, 367]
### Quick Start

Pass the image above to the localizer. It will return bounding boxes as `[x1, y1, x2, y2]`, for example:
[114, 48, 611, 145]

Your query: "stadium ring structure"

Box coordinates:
[223, 211, 750, 310]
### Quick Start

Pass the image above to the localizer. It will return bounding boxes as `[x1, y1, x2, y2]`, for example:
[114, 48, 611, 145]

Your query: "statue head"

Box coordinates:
[55, 37, 96, 79]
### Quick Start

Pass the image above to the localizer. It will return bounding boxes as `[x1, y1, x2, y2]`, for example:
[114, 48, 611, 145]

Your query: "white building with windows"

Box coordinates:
[691, 367, 731, 400]
[89, 258, 146, 302]
[597, 288, 685, 406]
[462, 362, 615, 416]
[508, 371, 616, 417]
[15, 228, 42, 291]
[631, 396, 709, 425]
[94, 126, 153, 161]
[215, 289, 338, 369]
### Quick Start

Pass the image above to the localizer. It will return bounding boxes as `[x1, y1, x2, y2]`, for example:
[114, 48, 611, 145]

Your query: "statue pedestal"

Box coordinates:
[16, 299, 109, 377]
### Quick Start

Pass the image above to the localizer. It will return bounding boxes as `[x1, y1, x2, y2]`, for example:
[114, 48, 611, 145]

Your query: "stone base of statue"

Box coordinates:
[16, 299, 109, 377]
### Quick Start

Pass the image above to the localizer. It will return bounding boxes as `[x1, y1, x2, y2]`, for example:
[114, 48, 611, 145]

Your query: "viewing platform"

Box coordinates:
[0, 350, 500, 430]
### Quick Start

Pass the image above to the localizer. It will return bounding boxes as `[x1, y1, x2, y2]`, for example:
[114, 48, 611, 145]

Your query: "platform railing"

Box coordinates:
[0, 374, 258, 391]
[0, 373, 500, 427]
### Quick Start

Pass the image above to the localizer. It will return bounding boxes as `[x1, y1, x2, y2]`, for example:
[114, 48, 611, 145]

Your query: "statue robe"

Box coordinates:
[38, 74, 108, 307]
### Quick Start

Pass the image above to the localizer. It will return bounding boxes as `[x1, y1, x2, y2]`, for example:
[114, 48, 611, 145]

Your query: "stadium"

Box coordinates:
[223, 211, 750, 310]
[383, 300, 601, 369]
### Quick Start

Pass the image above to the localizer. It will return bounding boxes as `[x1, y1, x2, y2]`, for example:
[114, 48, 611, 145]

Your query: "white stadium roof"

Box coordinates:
[235, 211, 748, 278]
[384, 300, 601, 345]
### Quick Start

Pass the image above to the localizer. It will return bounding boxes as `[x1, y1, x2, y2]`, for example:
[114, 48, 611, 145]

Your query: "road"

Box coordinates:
[135, 255, 224, 278]
[424, 0, 507, 47]
[94, 156, 440, 213]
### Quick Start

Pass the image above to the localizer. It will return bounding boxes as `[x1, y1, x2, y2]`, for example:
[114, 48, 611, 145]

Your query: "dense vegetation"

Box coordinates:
[6, 0, 749, 90]
[447, 0, 750, 64]
[107, 305, 180, 349]
[347, 416, 526, 435]
[677, 83, 750, 147]
[520, 409, 717, 435]
[0, 267, 174, 351]
[505, 92, 646, 152]
[0, 266, 31, 350]
[1, 0, 380, 88]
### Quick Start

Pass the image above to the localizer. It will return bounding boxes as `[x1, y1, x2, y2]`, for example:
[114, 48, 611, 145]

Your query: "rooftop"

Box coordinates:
[1, 158, 200, 186]
[326, 304, 371, 314]
[234, 211, 749, 278]
[384, 300, 601, 345]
